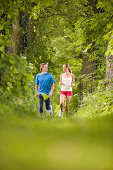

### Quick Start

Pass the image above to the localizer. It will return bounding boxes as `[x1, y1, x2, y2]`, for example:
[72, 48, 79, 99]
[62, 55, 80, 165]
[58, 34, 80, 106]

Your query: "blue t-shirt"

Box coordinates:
[35, 72, 55, 95]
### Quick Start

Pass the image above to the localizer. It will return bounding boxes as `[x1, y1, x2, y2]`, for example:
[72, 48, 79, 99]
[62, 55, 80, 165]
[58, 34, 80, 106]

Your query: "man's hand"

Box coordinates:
[49, 91, 52, 97]
[35, 85, 38, 98]
[49, 84, 54, 97]
[35, 94, 38, 98]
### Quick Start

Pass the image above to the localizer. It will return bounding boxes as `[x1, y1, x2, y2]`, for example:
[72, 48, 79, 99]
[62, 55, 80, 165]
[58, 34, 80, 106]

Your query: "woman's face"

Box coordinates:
[63, 65, 68, 72]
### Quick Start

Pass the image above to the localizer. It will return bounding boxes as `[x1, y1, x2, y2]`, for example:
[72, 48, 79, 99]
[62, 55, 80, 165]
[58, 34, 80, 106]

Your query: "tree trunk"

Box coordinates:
[105, 35, 113, 88]
[10, 11, 29, 55]
[10, 19, 21, 54]
[106, 55, 113, 87]
[78, 55, 96, 98]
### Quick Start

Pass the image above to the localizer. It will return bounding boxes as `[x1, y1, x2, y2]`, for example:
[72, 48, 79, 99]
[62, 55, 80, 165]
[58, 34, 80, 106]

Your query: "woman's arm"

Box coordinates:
[72, 74, 75, 87]
[59, 74, 63, 85]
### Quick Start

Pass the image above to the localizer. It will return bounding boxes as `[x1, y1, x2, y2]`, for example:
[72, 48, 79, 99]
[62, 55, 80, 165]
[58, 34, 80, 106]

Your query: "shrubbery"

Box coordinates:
[75, 88, 113, 119]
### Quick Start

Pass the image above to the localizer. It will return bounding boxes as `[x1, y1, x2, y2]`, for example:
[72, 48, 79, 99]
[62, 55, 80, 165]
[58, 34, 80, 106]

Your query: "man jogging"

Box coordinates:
[35, 63, 55, 117]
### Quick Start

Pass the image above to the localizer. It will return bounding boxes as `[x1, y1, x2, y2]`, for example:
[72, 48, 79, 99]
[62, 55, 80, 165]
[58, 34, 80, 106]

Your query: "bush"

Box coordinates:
[75, 88, 113, 119]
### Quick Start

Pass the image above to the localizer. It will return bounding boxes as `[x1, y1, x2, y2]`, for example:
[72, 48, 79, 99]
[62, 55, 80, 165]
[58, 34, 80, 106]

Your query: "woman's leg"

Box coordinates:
[65, 96, 71, 117]
[60, 94, 65, 112]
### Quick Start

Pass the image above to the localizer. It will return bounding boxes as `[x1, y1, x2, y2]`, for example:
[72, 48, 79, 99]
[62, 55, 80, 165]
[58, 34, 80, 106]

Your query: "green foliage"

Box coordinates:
[1, 0, 113, 97]
[0, 0, 113, 116]
[0, 54, 34, 96]
[76, 88, 113, 119]
[0, 0, 12, 11]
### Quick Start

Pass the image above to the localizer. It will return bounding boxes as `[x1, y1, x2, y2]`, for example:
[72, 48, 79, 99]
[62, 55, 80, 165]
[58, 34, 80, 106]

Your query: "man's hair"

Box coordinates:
[40, 63, 48, 71]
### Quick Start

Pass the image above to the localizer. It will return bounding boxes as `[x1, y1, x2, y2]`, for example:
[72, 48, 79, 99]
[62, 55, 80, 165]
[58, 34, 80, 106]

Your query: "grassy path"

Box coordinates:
[0, 113, 113, 170]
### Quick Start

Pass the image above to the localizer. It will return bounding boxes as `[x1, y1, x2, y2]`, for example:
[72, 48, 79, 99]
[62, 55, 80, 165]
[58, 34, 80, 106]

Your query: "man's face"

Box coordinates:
[42, 64, 48, 72]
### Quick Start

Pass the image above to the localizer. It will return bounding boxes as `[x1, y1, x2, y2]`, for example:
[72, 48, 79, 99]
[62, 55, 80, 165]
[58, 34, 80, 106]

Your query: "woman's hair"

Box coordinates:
[64, 64, 72, 73]
[40, 63, 48, 71]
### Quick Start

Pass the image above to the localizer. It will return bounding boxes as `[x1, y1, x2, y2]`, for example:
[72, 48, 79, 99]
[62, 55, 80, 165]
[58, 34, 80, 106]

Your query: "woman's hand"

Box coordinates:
[71, 83, 75, 87]
[59, 82, 65, 85]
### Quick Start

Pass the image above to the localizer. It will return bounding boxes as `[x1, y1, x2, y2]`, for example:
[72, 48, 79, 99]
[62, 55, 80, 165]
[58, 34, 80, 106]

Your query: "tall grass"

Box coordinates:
[75, 88, 113, 119]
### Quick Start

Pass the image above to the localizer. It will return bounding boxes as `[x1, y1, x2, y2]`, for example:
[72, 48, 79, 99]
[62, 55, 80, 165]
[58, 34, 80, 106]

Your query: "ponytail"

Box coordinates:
[68, 68, 72, 73]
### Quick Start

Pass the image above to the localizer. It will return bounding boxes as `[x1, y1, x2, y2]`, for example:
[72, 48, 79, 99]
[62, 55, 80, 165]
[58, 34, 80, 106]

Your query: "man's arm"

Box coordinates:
[49, 84, 54, 97]
[35, 85, 38, 98]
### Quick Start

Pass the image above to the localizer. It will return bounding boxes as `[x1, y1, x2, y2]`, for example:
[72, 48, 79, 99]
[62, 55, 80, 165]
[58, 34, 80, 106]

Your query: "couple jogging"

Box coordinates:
[35, 63, 75, 117]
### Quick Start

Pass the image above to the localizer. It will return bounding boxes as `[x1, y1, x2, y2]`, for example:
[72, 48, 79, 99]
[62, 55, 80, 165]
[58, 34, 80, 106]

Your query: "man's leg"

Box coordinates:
[38, 94, 44, 117]
[45, 98, 53, 115]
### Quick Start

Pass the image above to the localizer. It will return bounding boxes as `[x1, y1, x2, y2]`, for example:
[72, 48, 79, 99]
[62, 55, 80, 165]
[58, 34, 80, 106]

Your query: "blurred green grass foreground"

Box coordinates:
[0, 90, 113, 170]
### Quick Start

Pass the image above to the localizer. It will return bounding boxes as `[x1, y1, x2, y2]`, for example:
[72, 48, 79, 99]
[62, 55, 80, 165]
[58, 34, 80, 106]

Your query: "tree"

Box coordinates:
[105, 33, 113, 87]
[1, 0, 113, 97]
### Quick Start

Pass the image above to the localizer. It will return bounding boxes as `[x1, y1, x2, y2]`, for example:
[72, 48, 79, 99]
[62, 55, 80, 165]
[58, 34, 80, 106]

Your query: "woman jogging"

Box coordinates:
[59, 64, 75, 117]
